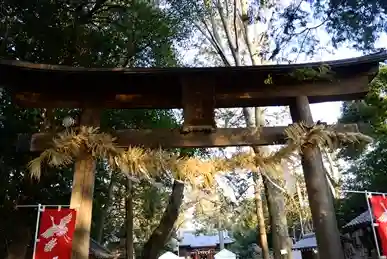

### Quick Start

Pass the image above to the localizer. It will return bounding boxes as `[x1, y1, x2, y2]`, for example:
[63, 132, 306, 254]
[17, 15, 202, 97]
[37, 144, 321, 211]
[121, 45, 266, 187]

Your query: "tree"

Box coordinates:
[95, 109, 182, 259]
[312, 0, 387, 51]
[336, 66, 387, 226]
[0, 90, 187, 258]
[0, 0, 190, 67]
[141, 180, 185, 259]
[167, 0, 387, 256]
[164, 0, 351, 256]
[0, 0, 192, 258]
[230, 198, 269, 259]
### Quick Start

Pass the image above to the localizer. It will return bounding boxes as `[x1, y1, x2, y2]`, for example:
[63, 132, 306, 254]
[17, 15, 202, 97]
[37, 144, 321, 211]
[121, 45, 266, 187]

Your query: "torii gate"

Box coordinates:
[1, 51, 386, 259]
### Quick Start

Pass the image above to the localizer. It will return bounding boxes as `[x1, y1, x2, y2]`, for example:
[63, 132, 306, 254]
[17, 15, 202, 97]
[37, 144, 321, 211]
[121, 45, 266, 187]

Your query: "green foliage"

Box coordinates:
[191, 173, 252, 232]
[289, 64, 333, 81]
[336, 66, 387, 227]
[0, 0, 188, 67]
[228, 198, 273, 259]
[363, 66, 387, 133]
[168, 0, 387, 66]
[0, 90, 74, 257]
[229, 229, 260, 259]
[0, 0, 192, 257]
[190, 172, 274, 258]
[312, 0, 387, 51]
[336, 136, 387, 227]
[338, 66, 387, 159]
[264, 74, 273, 85]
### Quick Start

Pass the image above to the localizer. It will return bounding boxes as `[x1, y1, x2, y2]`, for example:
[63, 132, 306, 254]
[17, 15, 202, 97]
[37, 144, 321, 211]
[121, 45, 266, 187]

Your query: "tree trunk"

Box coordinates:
[253, 174, 270, 259]
[263, 177, 293, 259]
[218, 220, 225, 250]
[126, 177, 134, 259]
[295, 181, 305, 237]
[244, 107, 291, 259]
[96, 172, 115, 243]
[200, 3, 288, 256]
[141, 180, 185, 259]
[255, 107, 292, 259]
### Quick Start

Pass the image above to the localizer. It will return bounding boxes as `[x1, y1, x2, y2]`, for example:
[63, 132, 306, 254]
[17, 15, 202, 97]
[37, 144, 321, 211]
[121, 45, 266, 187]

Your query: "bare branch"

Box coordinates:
[232, 0, 239, 55]
[270, 2, 337, 61]
[216, 0, 240, 65]
[194, 21, 232, 66]
[294, 30, 310, 62]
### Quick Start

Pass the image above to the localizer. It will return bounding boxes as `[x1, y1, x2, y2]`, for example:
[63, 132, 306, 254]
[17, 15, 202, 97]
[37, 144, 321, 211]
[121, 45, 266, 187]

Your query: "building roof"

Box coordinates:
[292, 231, 360, 252]
[1, 51, 386, 109]
[90, 239, 116, 259]
[179, 231, 234, 248]
[343, 210, 373, 228]
[292, 233, 317, 251]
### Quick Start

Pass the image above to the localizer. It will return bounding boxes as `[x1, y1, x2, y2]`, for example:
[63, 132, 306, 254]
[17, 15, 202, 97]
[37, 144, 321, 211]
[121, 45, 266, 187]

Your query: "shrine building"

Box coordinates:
[177, 231, 234, 259]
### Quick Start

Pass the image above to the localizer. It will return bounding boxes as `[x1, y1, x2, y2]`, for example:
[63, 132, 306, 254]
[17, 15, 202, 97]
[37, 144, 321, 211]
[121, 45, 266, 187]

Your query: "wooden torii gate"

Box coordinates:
[1, 51, 386, 259]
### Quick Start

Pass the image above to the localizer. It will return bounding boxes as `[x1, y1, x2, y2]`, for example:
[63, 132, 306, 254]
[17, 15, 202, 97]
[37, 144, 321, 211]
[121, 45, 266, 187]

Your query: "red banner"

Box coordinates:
[35, 208, 77, 259]
[370, 195, 387, 256]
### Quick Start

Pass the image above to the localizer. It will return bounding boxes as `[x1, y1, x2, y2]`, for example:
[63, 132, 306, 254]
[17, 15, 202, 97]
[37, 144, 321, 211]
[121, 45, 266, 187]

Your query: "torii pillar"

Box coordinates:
[70, 108, 101, 259]
[289, 96, 344, 259]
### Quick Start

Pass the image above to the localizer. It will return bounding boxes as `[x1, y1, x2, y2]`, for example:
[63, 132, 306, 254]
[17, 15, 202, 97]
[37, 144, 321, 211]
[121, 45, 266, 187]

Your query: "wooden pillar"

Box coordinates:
[70, 108, 101, 259]
[125, 177, 134, 259]
[289, 96, 344, 259]
[181, 78, 216, 133]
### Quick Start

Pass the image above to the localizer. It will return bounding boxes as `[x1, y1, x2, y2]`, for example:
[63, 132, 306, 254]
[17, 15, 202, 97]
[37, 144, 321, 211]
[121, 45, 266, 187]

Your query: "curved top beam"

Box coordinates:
[1, 51, 386, 108]
[1, 50, 386, 73]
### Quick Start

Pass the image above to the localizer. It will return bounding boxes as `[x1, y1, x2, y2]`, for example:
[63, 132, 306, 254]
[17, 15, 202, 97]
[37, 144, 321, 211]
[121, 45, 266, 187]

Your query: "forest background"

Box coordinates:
[0, 0, 387, 258]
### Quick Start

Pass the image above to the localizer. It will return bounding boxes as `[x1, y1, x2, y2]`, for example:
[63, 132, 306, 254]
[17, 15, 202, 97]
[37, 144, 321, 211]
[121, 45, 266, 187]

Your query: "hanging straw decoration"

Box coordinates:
[28, 123, 372, 188]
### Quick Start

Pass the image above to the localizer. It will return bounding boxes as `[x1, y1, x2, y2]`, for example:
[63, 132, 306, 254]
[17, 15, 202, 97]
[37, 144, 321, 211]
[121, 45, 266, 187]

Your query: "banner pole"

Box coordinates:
[366, 191, 382, 257]
[32, 204, 42, 259]
[342, 190, 387, 195]
[16, 204, 72, 208]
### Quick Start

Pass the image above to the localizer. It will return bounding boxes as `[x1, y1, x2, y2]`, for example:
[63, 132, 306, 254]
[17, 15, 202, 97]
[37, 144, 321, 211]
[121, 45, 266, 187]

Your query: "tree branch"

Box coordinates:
[269, 4, 336, 61]
[216, 0, 240, 65]
[233, 0, 239, 56]
[141, 180, 185, 259]
[238, 0, 257, 65]
[194, 21, 231, 66]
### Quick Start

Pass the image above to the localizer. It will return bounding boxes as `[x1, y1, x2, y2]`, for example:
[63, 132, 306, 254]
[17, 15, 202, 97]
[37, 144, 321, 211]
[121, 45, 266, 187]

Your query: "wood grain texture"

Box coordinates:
[70, 108, 100, 259]
[2, 51, 385, 108]
[10, 76, 370, 108]
[181, 78, 216, 132]
[290, 96, 345, 259]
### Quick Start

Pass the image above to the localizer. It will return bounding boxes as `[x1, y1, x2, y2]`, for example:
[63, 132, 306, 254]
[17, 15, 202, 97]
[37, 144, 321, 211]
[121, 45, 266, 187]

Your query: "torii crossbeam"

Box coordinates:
[23, 124, 367, 151]
[2, 51, 386, 259]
